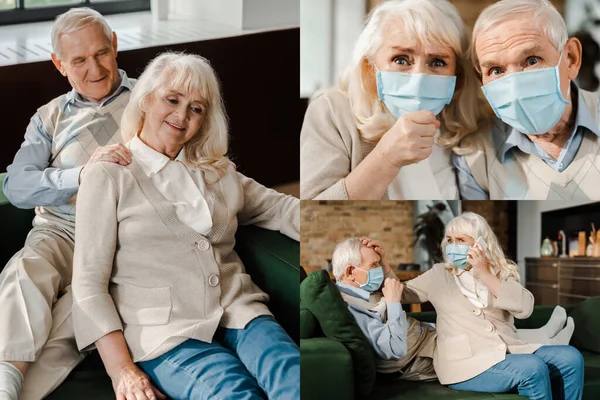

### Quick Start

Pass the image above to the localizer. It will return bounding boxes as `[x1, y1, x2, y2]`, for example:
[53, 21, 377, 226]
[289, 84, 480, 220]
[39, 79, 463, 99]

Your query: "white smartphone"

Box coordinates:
[476, 236, 488, 251]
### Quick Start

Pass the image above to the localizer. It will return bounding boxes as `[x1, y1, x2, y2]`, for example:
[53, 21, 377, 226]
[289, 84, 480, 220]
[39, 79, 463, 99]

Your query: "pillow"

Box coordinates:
[569, 296, 600, 354]
[300, 270, 376, 396]
[299, 301, 321, 339]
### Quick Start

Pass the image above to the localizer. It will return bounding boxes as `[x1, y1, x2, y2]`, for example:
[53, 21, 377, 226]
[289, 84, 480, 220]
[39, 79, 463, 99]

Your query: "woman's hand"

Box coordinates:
[359, 237, 391, 274]
[467, 243, 489, 279]
[374, 110, 439, 168]
[110, 362, 166, 400]
[382, 277, 404, 304]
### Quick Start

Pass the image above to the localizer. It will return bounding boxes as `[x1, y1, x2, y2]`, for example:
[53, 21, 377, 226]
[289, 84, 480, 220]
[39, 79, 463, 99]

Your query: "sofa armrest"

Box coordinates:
[234, 225, 300, 342]
[301, 338, 354, 400]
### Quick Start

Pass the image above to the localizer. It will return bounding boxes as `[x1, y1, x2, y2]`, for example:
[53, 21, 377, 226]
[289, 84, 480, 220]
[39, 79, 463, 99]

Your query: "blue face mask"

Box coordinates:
[481, 53, 570, 135]
[376, 71, 457, 119]
[356, 265, 384, 292]
[445, 243, 471, 270]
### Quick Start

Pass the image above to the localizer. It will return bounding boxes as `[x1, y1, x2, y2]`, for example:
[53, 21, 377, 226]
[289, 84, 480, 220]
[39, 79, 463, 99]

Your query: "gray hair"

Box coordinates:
[121, 52, 230, 183]
[472, 0, 568, 72]
[51, 7, 113, 59]
[331, 238, 363, 281]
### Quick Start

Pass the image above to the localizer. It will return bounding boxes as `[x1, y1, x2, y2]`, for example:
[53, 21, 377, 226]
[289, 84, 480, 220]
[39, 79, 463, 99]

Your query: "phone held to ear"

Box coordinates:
[476, 236, 488, 251]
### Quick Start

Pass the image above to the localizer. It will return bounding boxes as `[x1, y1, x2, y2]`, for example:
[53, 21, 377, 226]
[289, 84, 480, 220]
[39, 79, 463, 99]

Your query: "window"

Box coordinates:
[0, 0, 150, 25]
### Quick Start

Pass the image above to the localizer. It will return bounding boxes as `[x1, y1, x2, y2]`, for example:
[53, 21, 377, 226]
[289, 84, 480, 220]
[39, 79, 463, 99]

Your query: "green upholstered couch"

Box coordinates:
[0, 172, 300, 399]
[301, 295, 600, 400]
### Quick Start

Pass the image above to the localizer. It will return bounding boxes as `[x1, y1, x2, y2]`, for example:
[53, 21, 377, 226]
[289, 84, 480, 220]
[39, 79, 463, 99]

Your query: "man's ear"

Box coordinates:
[51, 53, 67, 76]
[345, 264, 356, 281]
[565, 36, 583, 81]
[112, 31, 118, 56]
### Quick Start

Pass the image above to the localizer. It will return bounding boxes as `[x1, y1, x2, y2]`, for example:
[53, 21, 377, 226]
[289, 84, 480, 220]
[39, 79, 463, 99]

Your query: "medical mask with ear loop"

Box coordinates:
[375, 67, 457, 119]
[481, 51, 571, 135]
[355, 265, 384, 292]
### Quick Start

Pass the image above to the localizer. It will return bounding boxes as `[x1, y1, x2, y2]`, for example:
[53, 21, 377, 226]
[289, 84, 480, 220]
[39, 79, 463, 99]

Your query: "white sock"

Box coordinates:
[0, 362, 23, 400]
[541, 305, 568, 337]
[550, 317, 575, 346]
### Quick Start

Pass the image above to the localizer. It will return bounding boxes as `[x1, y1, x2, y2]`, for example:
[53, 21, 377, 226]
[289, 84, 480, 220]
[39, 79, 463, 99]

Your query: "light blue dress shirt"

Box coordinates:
[453, 84, 600, 200]
[336, 282, 409, 361]
[3, 70, 133, 209]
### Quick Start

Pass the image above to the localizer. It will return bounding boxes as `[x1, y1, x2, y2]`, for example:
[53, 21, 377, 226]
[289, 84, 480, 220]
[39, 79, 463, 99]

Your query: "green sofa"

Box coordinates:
[0, 172, 300, 399]
[301, 288, 600, 400]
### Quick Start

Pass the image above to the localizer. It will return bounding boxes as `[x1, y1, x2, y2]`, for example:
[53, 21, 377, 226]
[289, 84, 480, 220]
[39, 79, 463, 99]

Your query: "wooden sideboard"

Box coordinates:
[525, 257, 600, 306]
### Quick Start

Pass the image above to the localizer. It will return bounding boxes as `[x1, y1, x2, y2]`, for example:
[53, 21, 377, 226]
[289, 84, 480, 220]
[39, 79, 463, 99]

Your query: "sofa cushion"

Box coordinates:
[569, 297, 600, 354]
[300, 301, 321, 339]
[300, 270, 376, 397]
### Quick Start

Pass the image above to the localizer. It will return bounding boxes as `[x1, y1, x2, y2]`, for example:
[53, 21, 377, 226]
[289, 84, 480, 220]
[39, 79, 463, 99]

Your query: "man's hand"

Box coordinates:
[359, 237, 391, 274]
[79, 143, 133, 184]
[382, 278, 403, 304]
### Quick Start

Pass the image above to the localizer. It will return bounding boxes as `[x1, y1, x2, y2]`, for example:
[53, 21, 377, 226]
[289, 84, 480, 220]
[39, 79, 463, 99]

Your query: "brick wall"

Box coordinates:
[367, 0, 565, 30]
[300, 200, 510, 269]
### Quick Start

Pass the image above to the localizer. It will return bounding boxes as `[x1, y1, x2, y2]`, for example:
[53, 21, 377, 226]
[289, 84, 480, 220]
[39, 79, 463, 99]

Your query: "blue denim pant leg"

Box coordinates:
[449, 354, 552, 399]
[220, 315, 300, 400]
[137, 339, 266, 400]
[534, 345, 585, 400]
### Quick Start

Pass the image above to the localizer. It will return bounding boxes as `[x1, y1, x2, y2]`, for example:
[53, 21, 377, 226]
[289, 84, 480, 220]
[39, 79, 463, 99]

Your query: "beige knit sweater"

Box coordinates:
[402, 263, 542, 385]
[72, 160, 299, 362]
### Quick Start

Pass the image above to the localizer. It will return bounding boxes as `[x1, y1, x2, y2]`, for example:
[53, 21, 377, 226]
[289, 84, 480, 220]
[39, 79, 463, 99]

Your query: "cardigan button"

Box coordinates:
[497, 343, 506, 351]
[486, 324, 494, 332]
[208, 274, 220, 287]
[472, 309, 482, 316]
[197, 240, 210, 251]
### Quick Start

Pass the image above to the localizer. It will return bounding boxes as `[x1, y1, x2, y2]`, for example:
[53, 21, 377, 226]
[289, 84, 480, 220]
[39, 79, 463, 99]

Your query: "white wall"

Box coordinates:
[300, 0, 366, 97]
[517, 200, 597, 283]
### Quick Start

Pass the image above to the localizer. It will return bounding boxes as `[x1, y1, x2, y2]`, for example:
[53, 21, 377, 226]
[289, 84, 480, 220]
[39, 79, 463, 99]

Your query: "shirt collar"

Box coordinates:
[129, 134, 185, 174]
[336, 282, 371, 301]
[64, 69, 133, 110]
[498, 83, 600, 163]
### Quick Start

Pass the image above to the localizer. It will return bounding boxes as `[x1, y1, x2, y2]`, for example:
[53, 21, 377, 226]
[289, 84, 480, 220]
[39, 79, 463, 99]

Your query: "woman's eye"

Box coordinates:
[167, 98, 178, 105]
[191, 107, 203, 114]
[431, 59, 447, 67]
[489, 67, 502, 76]
[392, 56, 409, 65]
[526, 57, 539, 67]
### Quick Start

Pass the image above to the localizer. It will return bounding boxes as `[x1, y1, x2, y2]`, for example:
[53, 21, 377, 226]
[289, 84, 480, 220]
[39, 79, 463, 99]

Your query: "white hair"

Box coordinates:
[337, 0, 486, 150]
[51, 7, 113, 60]
[331, 238, 363, 281]
[472, 0, 568, 72]
[441, 212, 520, 281]
[121, 52, 230, 182]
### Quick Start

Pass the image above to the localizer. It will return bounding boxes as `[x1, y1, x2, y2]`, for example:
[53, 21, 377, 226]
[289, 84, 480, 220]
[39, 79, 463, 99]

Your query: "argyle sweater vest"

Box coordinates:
[464, 89, 600, 199]
[36, 89, 132, 221]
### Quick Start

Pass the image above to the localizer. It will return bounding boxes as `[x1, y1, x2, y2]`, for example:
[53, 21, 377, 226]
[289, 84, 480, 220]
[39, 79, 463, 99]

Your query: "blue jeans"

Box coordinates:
[449, 345, 584, 400]
[138, 315, 300, 400]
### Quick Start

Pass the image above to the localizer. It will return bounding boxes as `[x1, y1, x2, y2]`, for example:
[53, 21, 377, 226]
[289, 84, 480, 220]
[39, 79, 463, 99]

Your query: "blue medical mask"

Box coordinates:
[376, 70, 457, 119]
[481, 52, 570, 135]
[445, 243, 471, 270]
[356, 265, 384, 292]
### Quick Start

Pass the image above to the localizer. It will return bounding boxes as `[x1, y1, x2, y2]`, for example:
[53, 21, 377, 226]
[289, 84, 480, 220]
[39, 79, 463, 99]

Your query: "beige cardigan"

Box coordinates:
[300, 88, 457, 200]
[72, 160, 299, 362]
[402, 263, 541, 385]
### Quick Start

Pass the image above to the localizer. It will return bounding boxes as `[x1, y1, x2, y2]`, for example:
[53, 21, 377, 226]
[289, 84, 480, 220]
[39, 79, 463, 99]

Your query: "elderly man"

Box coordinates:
[332, 237, 574, 381]
[0, 8, 133, 400]
[453, 0, 600, 200]
[332, 237, 438, 380]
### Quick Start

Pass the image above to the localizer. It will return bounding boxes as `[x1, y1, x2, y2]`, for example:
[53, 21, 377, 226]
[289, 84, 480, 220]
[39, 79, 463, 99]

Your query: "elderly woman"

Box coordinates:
[71, 53, 299, 400]
[401, 212, 584, 399]
[300, 0, 488, 200]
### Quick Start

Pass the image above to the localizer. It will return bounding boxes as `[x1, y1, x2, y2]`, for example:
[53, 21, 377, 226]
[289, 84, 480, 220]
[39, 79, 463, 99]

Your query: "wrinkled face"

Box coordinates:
[52, 23, 120, 104]
[475, 15, 570, 100]
[349, 246, 382, 286]
[139, 85, 207, 154]
[372, 24, 457, 76]
[446, 232, 475, 247]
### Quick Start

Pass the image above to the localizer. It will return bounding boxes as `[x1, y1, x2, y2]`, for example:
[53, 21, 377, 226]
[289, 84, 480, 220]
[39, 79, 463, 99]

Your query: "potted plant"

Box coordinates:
[413, 202, 447, 269]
